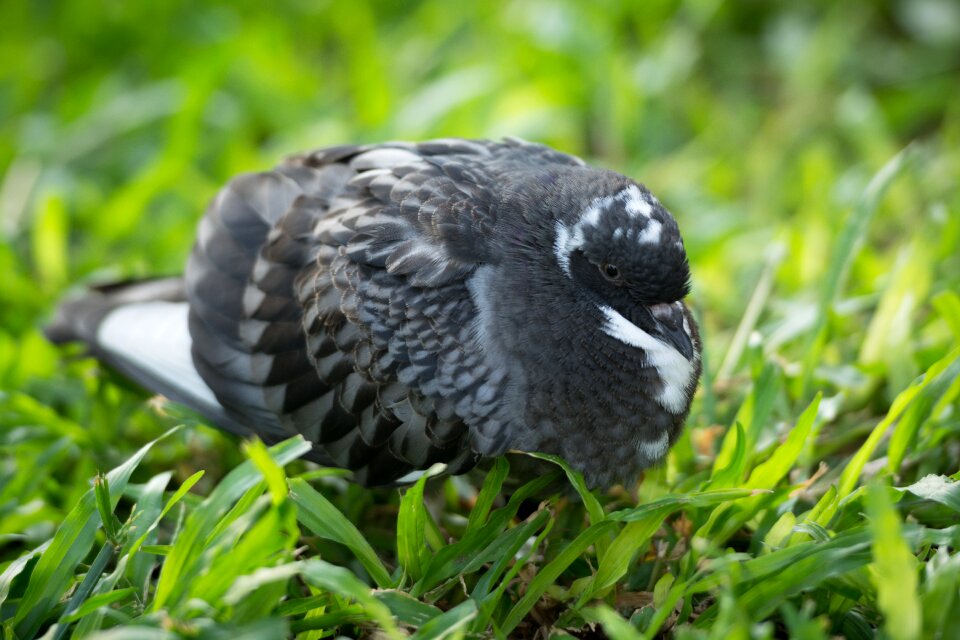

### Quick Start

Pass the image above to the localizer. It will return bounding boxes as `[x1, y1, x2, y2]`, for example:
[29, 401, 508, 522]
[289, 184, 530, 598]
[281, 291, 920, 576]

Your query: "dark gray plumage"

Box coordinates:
[46, 138, 702, 487]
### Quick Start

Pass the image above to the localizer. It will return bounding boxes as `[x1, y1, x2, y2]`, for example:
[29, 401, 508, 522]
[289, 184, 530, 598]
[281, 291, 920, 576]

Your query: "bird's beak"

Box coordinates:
[648, 303, 694, 360]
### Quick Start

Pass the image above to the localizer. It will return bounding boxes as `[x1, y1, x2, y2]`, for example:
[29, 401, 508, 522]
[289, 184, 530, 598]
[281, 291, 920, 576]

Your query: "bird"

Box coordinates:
[46, 137, 702, 488]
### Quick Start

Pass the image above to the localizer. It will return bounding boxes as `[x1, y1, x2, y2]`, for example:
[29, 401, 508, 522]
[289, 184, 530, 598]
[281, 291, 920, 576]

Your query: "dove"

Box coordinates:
[47, 138, 701, 487]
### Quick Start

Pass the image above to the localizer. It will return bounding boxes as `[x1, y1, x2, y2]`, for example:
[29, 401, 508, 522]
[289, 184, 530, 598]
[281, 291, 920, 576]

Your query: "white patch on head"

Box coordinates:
[580, 186, 655, 229]
[556, 185, 663, 277]
[636, 219, 662, 244]
[619, 184, 653, 218]
[637, 430, 670, 460]
[598, 304, 696, 414]
[554, 221, 584, 277]
[580, 198, 607, 228]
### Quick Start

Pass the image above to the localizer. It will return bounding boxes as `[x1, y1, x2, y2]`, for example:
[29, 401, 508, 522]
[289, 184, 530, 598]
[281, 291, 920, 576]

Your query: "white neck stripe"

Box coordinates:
[597, 303, 695, 414]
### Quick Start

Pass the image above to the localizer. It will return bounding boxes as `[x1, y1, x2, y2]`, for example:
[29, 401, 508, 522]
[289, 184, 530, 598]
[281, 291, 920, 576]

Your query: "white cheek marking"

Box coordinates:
[636, 220, 662, 244]
[598, 304, 696, 414]
[637, 430, 670, 460]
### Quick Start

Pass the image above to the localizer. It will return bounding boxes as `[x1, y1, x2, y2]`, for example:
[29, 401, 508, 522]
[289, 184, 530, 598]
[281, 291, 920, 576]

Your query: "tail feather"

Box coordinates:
[44, 278, 251, 436]
[44, 277, 186, 344]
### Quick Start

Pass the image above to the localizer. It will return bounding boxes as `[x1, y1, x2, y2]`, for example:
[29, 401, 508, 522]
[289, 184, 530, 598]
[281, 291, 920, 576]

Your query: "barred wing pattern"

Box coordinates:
[186, 138, 584, 485]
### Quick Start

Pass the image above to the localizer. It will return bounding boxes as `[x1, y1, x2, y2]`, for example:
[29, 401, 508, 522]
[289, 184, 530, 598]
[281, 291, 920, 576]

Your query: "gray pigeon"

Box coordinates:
[46, 138, 702, 487]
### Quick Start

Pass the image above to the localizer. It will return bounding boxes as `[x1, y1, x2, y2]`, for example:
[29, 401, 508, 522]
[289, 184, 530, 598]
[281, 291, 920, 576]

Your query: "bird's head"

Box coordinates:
[551, 179, 701, 415]
[487, 167, 702, 483]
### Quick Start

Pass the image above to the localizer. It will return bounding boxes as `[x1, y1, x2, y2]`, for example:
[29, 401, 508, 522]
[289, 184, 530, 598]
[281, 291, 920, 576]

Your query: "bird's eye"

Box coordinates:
[600, 262, 622, 282]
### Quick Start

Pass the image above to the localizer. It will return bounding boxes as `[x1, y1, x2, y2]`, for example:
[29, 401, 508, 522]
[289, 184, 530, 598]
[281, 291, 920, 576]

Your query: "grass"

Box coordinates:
[2, 0, 960, 638]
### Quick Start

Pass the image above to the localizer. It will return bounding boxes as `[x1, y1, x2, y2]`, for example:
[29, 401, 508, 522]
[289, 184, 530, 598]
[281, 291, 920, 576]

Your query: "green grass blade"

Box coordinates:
[525, 452, 604, 525]
[67, 554, 135, 637]
[188, 495, 295, 607]
[409, 599, 477, 640]
[412, 470, 561, 596]
[867, 483, 921, 640]
[244, 439, 289, 505]
[780, 602, 830, 640]
[93, 474, 120, 542]
[499, 521, 618, 635]
[375, 590, 443, 627]
[288, 477, 394, 588]
[900, 475, 960, 513]
[524, 452, 610, 560]
[586, 488, 756, 604]
[887, 351, 960, 471]
[50, 541, 115, 640]
[716, 247, 782, 381]
[799, 145, 916, 397]
[710, 422, 747, 488]
[123, 471, 172, 596]
[607, 488, 757, 522]
[745, 393, 821, 489]
[839, 348, 960, 497]
[13, 427, 178, 639]
[473, 516, 555, 635]
[466, 457, 509, 530]
[300, 559, 403, 640]
[859, 240, 932, 392]
[60, 587, 136, 624]
[81, 627, 178, 639]
[581, 605, 646, 640]
[469, 509, 552, 601]
[695, 531, 879, 625]
[921, 548, 960, 637]
[30, 192, 68, 289]
[127, 470, 201, 557]
[931, 291, 960, 341]
[0, 541, 50, 608]
[578, 508, 671, 605]
[222, 563, 301, 607]
[397, 473, 430, 583]
[713, 363, 780, 474]
[288, 608, 371, 634]
[152, 436, 310, 610]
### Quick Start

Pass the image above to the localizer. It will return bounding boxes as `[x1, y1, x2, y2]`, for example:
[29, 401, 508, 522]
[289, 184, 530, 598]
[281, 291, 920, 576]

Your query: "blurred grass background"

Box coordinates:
[1, 0, 960, 638]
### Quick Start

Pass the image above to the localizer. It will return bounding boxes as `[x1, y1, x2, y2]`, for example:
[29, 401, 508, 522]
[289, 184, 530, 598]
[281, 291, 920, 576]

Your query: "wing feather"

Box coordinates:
[68, 138, 585, 483]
